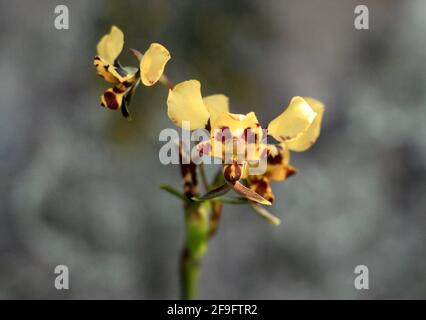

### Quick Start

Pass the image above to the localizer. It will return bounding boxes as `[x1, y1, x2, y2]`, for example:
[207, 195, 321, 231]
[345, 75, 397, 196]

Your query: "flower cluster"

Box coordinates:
[166, 81, 325, 220]
[94, 26, 325, 225]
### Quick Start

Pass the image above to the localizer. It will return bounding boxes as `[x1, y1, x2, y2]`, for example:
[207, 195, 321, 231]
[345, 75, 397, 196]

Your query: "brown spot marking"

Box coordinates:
[122, 80, 132, 88]
[103, 91, 119, 110]
[223, 163, 242, 184]
[268, 153, 283, 165]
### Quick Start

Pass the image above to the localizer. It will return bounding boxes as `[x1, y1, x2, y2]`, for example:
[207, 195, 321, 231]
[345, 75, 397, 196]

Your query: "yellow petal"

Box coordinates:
[286, 97, 325, 151]
[96, 25, 124, 65]
[167, 80, 210, 130]
[140, 43, 171, 86]
[267, 96, 317, 143]
[211, 112, 260, 135]
[202, 94, 229, 126]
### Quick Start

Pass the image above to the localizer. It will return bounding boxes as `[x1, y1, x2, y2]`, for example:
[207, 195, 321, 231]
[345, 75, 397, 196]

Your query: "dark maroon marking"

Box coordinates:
[254, 178, 268, 197]
[95, 63, 99, 68]
[113, 86, 126, 94]
[267, 153, 283, 165]
[223, 163, 242, 184]
[223, 165, 234, 183]
[122, 80, 131, 88]
[94, 56, 100, 61]
[103, 91, 119, 110]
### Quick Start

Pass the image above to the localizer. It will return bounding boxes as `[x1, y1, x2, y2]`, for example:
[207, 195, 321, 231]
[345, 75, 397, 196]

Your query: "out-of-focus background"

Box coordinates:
[0, 0, 425, 299]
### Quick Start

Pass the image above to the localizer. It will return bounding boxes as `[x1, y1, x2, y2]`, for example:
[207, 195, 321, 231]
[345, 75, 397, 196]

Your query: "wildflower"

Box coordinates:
[166, 80, 325, 208]
[94, 26, 170, 118]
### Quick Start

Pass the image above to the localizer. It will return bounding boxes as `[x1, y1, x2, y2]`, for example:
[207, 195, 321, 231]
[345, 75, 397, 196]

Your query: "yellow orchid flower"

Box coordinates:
[166, 80, 271, 205]
[94, 26, 171, 117]
[166, 80, 324, 207]
[198, 95, 323, 207]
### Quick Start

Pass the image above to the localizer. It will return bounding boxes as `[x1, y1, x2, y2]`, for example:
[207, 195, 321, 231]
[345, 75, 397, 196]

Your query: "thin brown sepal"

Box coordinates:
[232, 181, 272, 206]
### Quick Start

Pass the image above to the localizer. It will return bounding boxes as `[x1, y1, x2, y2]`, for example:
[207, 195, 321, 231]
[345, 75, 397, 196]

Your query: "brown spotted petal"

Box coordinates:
[248, 176, 275, 203]
[265, 144, 297, 181]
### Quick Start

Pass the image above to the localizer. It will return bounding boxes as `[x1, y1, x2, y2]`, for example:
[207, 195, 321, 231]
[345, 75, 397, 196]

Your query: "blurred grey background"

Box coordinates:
[0, 0, 425, 299]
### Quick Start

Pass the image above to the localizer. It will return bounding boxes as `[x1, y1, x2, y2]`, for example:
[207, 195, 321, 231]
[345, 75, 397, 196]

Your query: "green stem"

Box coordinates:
[180, 247, 200, 300]
[180, 201, 210, 300]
